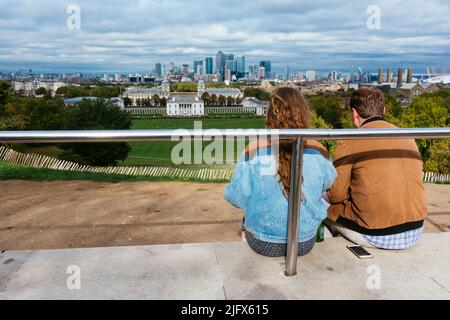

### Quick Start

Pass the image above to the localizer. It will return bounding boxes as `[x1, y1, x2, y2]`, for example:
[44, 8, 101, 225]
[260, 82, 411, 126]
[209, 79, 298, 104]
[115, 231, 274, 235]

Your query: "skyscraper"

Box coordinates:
[225, 69, 232, 82]
[224, 54, 234, 62]
[258, 67, 266, 80]
[205, 57, 213, 75]
[155, 63, 162, 79]
[225, 59, 236, 73]
[236, 56, 246, 78]
[216, 51, 225, 74]
[193, 60, 203, 76]
[306, 70, 316, 81]
[284, 65, 290, 81]
[259, 61, 272, 79]
[169, 62, 175, 74]
[248, 64, 258, 79]
[182, 64, 189, 77]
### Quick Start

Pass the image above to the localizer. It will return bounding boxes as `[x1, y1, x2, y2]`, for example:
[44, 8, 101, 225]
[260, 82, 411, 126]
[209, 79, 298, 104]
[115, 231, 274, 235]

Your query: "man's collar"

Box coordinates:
[360, 116, 385, 127]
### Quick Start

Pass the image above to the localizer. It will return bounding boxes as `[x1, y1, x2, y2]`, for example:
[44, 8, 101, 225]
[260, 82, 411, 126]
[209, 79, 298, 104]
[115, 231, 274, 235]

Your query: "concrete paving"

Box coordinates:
[1, 233, 450, 300]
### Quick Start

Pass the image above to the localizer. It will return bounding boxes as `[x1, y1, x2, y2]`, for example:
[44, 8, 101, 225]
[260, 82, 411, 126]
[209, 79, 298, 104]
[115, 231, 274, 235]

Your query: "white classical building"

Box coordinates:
[166, 96, 205, 117]
[123, 80, 244, 117]
[243, 97, 270, 116]
[197, 80, 243, 99]
[12, 81, 66, 96]
[124, 80, 242, 106]
[123, 80, 171, 105]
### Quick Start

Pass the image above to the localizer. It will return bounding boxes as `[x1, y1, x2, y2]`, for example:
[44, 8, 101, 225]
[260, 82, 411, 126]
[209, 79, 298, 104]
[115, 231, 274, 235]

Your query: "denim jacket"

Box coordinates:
[224, 146, 337, 243]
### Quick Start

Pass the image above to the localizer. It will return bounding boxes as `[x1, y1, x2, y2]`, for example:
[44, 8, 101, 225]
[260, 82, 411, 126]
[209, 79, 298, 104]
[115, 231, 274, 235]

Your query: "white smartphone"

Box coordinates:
[347, 245, 373, 259]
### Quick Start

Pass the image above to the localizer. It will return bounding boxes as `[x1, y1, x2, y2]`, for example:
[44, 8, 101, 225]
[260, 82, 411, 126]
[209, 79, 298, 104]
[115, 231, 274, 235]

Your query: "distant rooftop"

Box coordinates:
[244, 97, 270, 107]
[362, 82, 436, 90]
[169, 96, 202, 103]
[63, 96, 98, 104]
[205, 88, 241, 95]
[126, 87, 165, 94]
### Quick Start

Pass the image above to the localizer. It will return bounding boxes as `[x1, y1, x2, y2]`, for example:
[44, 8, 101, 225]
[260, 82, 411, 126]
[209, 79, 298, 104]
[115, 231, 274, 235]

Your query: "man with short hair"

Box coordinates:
[325, 87, 428, 249]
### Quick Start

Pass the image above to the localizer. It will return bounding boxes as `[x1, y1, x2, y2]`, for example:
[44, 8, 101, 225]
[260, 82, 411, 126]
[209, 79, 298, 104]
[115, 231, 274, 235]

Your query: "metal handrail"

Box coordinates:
[0, 128, 450, 143]
[1, 127, 450, 277]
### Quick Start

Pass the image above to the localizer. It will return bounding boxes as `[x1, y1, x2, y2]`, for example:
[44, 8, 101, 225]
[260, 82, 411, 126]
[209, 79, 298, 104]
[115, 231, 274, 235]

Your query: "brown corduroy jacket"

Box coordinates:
[327, 118, 428, 232]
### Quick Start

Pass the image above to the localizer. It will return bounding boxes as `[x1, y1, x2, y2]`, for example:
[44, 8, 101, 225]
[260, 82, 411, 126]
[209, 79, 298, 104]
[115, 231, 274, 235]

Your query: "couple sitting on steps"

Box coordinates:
[224, 87, 428, 257]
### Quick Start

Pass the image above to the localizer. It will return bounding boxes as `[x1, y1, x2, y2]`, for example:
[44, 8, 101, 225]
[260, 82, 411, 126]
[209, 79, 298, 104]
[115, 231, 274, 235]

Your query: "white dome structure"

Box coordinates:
[423, 75, 450, 84]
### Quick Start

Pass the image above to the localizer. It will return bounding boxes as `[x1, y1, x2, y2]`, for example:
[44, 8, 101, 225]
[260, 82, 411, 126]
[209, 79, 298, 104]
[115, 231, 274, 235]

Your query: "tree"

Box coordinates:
[0, 81, 12, 108]
[160, 97, 167, 107]
[308, 95, 350, 129]
[171, 82, 197, 92]
[55, 85, 120, 99]
[244, 87, 271, 101]
[425, 139, 450, 174]
[431, 88, 450, 99]
[0, 103, 29, 130]
[218, 95, 226, 106]
[226, 96, 235, 106]
[384, 93, 403, 125]
[56, 87, 65, 95]
[152, 94, 161, 107]
[311, 111, 336, 157]
[201, 92, 211, 106]
[0, 116, 25, 131]
[27, 98, 66, 130]
[136, 98, 142, 107]
[442, 96, 450, 126]
[123, 97, 132, 107]
[400, 94, 449, 173]
[1, 96, 65, 131]
[142, 98, 152, 107]
[401, 96, 447, 128]
[206, 82, 227, 89]
[210, 94, 218, 106]
[35, 87, 47, 96]
[58, 99, 132, 166]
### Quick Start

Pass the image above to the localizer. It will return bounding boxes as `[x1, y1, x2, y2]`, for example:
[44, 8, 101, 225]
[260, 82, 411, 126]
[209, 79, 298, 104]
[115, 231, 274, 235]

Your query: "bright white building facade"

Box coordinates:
[166, 96, 204, 116]
[242, 97, 269, 116]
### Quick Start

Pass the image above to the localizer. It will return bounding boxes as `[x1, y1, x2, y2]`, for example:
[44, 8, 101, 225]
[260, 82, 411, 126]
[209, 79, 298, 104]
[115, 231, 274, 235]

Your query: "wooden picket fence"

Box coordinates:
[422, 171, 450, 184]
[0, 146, 234, 181]
[1, 145, 449, 183]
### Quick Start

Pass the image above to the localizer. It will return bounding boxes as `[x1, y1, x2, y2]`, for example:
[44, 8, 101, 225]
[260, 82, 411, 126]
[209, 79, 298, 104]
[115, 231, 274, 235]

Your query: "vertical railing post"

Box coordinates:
[285, 137, 305, 277]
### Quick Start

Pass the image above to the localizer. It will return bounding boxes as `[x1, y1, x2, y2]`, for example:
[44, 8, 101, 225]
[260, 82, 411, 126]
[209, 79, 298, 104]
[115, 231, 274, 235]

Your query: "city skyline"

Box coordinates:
[1, 0, 450, 74]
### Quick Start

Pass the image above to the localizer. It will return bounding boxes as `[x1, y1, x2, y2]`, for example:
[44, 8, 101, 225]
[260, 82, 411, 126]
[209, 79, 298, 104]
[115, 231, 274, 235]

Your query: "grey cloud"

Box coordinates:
[0, 0, 449, 73]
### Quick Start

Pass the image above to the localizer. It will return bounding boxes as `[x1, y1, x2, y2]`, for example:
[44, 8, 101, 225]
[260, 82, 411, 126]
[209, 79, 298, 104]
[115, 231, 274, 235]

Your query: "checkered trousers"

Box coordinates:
[363, 227, 423, 249]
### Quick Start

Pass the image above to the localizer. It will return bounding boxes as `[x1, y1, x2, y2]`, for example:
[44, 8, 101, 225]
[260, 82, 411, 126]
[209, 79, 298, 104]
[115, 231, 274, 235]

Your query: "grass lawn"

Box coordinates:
[17, 117, 265, 167]
[121, 117, 265, 166]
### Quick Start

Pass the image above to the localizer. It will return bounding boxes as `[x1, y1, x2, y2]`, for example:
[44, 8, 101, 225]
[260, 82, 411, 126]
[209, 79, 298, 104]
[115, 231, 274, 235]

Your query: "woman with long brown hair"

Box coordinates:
[224, 87, 336, 257]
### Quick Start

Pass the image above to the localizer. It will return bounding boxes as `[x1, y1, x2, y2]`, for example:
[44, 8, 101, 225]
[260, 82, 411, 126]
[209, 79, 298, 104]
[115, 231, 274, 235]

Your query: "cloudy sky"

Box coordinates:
[0, 0, 449, 74]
